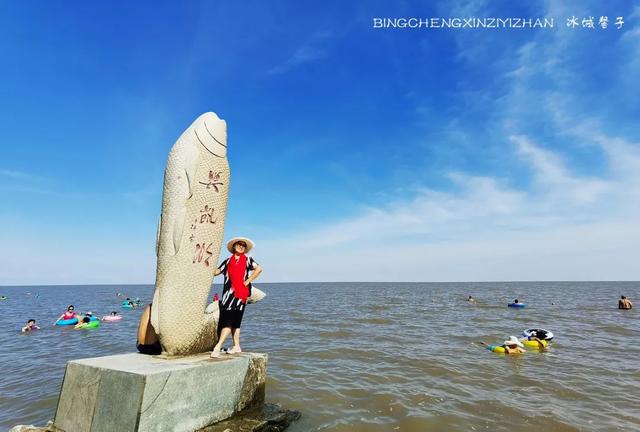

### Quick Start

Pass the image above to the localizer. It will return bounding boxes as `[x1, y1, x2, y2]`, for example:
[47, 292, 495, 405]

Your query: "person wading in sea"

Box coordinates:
[618, 296, 633, 310]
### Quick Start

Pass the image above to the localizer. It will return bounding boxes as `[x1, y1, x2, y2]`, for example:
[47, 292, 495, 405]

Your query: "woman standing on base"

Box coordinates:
[211, 237, 262, 358]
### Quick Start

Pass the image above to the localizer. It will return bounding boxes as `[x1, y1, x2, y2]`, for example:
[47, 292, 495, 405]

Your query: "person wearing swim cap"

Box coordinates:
[210, 237, 263, 358]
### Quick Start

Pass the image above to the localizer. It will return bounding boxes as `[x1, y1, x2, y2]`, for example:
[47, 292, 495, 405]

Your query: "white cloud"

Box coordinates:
[255, 132, 640, 282]
[512, 135, 610, 205]
[268, 46, 326, 75]
[267, 31, 332, 75]
[0, 169, 50, 183]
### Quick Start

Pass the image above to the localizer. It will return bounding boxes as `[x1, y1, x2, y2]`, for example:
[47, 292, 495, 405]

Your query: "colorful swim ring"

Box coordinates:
[122, 303, 134, 309]
[56, 318, 79, 326]
[523, 328, 554, 341]
[485, 345, 523, 354]
[520, 338, 548, 349]
[508, 303, 526, 308]
[102, 315, 122, 322]
[77, 320, 100, 329]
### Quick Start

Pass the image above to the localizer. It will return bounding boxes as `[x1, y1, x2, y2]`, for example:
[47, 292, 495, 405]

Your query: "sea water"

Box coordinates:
[0, 282, 638, 431]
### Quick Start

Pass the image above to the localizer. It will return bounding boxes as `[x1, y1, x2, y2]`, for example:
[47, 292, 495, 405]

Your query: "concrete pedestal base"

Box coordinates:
[53, 352, 267, 432]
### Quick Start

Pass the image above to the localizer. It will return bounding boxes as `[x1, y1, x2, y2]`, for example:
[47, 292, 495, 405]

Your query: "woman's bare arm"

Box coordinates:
[245, 265, 262, 285]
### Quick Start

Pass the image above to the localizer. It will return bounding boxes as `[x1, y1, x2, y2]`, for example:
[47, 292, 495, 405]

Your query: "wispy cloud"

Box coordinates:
[268, 31, 332, 75]
[268, 46, 326, 75]
[0, 169, 49, 182]
[0, 168, 66, 197]
[256, 130, 640, 281]
[512, 135, 610, 205]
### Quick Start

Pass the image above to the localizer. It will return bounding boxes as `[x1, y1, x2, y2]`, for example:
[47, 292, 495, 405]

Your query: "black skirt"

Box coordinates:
[218, 307, 245, 329]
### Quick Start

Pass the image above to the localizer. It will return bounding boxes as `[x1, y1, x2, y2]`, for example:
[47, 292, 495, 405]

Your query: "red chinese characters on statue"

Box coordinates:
[193, 243, 214, 266]
[199, 205, 216, 224]
[198, 171, 224, 192]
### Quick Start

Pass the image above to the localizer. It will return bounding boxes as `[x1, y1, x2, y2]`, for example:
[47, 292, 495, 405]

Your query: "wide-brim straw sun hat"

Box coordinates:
[226, 237, 255, 253]
[504, 336, 524, 348]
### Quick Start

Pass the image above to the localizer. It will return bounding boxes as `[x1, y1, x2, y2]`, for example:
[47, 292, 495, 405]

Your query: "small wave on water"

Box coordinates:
[318, 330, 354, 338]
[0, 282, 639, 431]
[358, 317, 392, 325]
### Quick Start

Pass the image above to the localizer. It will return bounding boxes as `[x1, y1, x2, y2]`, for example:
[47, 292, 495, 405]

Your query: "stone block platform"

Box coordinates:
[53, 352, 267, 432]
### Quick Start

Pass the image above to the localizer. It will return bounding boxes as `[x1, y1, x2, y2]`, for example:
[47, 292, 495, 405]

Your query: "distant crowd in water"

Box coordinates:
[464, 294, 633, 310]
[467, 293, 634, 355]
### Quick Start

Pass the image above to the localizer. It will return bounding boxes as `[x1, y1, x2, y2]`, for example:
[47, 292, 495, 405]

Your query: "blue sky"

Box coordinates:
[1, 0, 639, 284]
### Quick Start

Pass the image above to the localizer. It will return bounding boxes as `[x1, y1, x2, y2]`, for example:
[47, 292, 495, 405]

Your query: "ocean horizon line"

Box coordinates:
[1, 280, 638, 288]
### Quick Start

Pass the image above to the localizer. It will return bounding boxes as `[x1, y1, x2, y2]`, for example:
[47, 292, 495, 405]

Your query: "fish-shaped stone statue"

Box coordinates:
[150, 112, 229, 356]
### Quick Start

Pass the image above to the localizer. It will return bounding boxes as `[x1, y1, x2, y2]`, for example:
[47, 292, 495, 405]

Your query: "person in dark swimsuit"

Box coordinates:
[137, 304, 161, 355]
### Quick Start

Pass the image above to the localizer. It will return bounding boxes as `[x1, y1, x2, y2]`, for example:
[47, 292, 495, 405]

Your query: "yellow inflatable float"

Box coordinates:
[520, 338, 548, 349]
[483, 336, 526, 354]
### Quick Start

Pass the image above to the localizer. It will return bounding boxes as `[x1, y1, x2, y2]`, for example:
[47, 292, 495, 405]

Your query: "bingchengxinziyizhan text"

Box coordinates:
[372, 16, 625, 30]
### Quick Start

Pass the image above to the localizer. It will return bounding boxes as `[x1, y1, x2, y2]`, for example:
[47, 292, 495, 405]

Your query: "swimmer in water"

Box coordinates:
[54, 305, 77, 324]
[480, 336, 526, 354]
[21, 319, 39, 332]
[468, 295, 476, 303]
[523, 335, 547, 349]
[75, 316, 92, 329]
[618, 296, 633, 310]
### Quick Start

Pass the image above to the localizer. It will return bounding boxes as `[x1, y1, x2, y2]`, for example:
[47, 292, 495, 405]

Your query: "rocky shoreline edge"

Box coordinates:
[9, 403, 301, 432]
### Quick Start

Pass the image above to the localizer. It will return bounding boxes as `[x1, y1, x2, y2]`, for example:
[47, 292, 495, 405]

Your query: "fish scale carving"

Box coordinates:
[151, 112, 230, 356]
